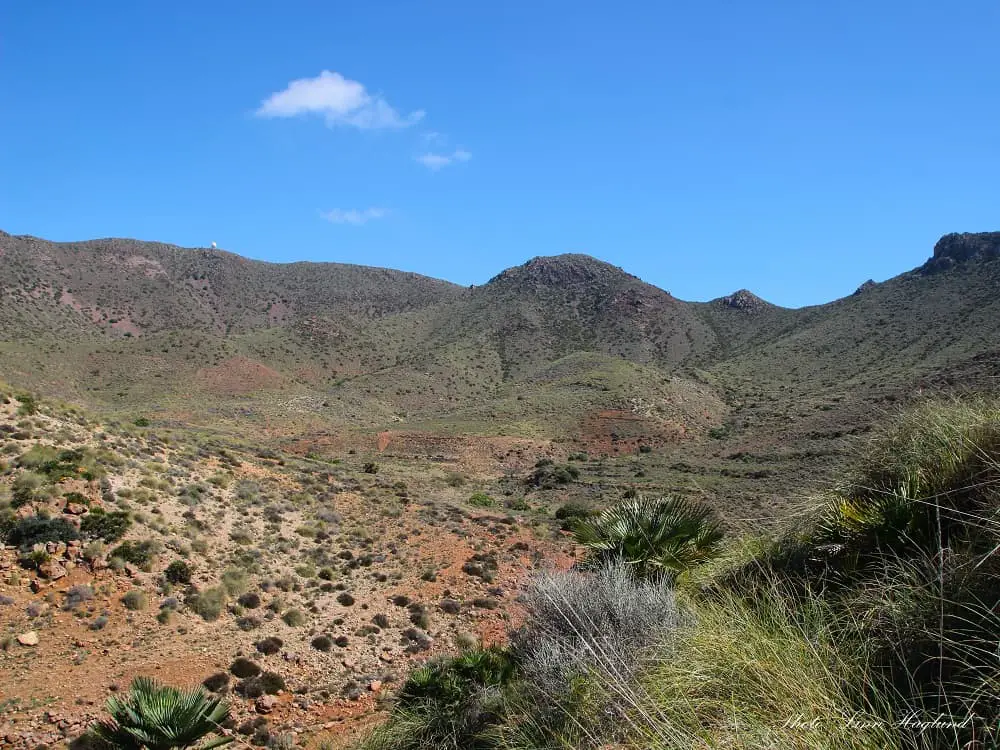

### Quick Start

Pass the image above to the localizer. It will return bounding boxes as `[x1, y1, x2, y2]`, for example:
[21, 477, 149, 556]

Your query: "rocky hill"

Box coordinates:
[2, 229, 1000, 526]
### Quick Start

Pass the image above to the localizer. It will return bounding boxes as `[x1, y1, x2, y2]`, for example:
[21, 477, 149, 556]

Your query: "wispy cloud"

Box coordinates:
[320, 207, 388, 225]
[256, 71, 424, 129]
[415, 148, 472, 170]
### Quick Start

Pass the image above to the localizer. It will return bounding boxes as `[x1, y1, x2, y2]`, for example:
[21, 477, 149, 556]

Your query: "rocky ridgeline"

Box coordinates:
[921, 231, 1000, 274]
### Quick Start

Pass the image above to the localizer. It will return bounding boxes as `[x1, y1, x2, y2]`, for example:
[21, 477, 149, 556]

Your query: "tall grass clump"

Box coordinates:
[624, 587, 906, 750]
[721, 397, 1000, 744]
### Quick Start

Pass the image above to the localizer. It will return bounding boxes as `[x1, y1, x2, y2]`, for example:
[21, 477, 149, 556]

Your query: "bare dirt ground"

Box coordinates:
[0, 396, 576, 748]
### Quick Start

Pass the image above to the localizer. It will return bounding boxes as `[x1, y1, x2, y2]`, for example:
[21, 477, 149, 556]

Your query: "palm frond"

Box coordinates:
[574, 496, 724, 581]
[89, 676, 232, 749]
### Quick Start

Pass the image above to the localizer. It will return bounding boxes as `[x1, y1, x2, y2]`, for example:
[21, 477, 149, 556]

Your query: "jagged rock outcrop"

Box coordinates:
[853, 279, 877, 295]
[718, 289, 770, 313]
[920, 232, 1000, 274]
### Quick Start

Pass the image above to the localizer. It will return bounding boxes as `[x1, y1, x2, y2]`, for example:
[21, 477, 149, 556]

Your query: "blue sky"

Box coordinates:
[2, 1, 998, 307]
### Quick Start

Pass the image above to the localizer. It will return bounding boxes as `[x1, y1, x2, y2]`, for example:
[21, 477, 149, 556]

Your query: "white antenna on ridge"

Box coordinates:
[211, 241, 217, 249]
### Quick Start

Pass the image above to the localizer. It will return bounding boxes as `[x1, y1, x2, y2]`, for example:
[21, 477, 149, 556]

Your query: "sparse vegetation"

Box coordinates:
[363, 398, 1000, 750]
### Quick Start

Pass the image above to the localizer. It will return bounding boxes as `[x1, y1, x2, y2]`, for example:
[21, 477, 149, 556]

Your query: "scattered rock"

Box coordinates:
[17, 631, 39, 647]
[38, 560, 67, 580]
[255, 695, 278, 714]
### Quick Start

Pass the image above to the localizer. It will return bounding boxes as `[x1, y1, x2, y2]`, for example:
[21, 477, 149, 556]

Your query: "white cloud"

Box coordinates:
[320, 207, 388, 225]
[415, 148, 472, 170]
[256, 70, 424, 130]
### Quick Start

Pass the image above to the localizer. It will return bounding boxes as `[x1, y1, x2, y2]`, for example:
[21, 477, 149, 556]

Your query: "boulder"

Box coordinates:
[38, 560, 67, 580]
[255, 695, 278, 714]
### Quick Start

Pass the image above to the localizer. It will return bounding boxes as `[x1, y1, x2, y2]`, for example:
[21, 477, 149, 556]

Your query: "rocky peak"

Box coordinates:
[719, 289, 769, 313]
[853, 279, 877, 296]
[920, 232, 1000, 275]
[487, 254, 639, 289]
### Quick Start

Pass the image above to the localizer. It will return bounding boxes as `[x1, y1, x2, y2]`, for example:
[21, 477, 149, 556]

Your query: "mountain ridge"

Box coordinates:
[10, 226, 987, 309]
[3, 228, 1000, 526]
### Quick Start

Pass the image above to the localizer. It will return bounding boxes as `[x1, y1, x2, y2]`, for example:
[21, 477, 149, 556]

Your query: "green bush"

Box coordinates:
[311, 635, 333, 651]
[281, 608, 305, 627]
[122, 589, 147, 611]
[3, 514, 80, 549]
[110, 539, 160, 568]
[468, 492, 496, 508]
[15, 394, 38, 416]
[554, 502, 593, 531]
[80, 509, 132, 542]
[188, 586, 227, 622]
[529, 462, 579, 489]
[365, 647, 516, 750]
[574, 496, 723, 582]
[11, 471, 45, 507]
[165, 559, 194, 585]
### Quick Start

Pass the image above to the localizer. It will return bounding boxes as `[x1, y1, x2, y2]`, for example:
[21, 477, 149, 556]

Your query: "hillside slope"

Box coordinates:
[2, 229, 1000, 525]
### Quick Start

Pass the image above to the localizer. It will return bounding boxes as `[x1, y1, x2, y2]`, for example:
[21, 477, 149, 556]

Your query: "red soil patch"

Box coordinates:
[375, 432, 548, 474]
[578, 409, 688, 455]
[195, 356, 288, 395]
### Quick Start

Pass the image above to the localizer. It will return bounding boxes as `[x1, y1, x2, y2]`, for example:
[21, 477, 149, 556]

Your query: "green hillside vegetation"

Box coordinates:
[363, 398, 1000, 750]
[4, 230, 1000, 528]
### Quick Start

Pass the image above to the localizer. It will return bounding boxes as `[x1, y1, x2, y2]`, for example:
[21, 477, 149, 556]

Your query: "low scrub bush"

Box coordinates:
[164, 559, 194, 585]
[3, 514, 80, 549]
[364, 646, 516, 750]
[529, 461, 579, 489]
[187, 586, 227, 622]
[554, 501, 594, 531]
[467, 492, 496, 508]
[80, 508, 131, 543]
[11, 471, 45, 507]
[122, 589, 147, 611]
[110, 539, 160, 569]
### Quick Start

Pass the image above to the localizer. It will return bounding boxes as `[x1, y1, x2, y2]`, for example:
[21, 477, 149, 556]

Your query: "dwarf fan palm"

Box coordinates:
[573, 496, 724, 581]
[89, 676, 232, 749]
